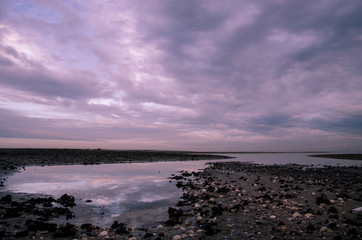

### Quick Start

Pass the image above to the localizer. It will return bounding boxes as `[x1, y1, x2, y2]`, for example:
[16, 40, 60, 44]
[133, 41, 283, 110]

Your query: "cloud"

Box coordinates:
[0, 0, 361, 151]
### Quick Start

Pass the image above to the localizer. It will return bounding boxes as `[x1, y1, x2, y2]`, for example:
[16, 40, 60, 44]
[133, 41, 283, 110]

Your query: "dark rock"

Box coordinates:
[0, 231, 7, 238]
[43, 201, 53, 207]
[111, 221, 121, 229]
[26, 220, 57, 232]
[347, 228, 358, 236]
[263, 194, 272, 200]
[57, 194, 76, 207]
[81, 223, 93, 230]
[14, 229, 28, 237]
[115, 225, 129, 235]
[329, 214, 339, 219]
[66, 211, 75, 220]
[328, 206, 338, 213]
[11, 201, 20, 207]
[316, 194, 330, 205]
[217, 187, 230, 194]
[53, 223, 76, 238]
[181, 172, 192, 177]
[5, 207, 21, 218]
[230, 204, 242, 213]
[176, 181, 184, 188]
[200, 221, 219, 235]
[207, 186, 216, 192]
[241, 199, 249, 206]
[168, 207, 184, 222]
[328, 223, 338, 230]
[306, 223, 316, 232]
[143, 232, 153, 238]
[170, 175, 183, 180]
[211, 204, 224, 216]
[1, 194, 12, 203]
[111, 221, 129, 234]
[336, 192, 349, 199]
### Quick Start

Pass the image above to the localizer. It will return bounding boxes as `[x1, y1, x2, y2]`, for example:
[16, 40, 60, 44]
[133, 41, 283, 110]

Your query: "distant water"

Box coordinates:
[5, 153, 362, 227]
[221, 152, 362, 166]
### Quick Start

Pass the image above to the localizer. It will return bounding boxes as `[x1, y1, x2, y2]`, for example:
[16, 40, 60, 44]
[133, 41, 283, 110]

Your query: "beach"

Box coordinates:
[0, 149, 361, 239]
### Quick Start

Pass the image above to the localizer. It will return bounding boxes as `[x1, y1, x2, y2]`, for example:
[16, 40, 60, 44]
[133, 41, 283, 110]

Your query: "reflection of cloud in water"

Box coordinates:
[5, 161, 203, 227]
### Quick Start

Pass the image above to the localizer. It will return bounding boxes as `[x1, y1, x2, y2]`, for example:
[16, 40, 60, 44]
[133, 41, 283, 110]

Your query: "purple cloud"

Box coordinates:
[0, 0, 361, 151]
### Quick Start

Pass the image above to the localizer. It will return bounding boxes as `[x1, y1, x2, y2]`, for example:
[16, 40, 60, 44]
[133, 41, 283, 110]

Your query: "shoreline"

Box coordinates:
[0, 149, 361, 239]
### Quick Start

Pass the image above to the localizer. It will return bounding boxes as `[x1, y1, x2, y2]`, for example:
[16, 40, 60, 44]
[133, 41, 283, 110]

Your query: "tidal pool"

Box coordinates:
[5, 161, 210, 227]
[5, 153, 361, 227]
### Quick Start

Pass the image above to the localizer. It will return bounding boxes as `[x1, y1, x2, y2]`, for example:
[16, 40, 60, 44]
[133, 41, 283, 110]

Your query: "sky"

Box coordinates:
[0, 0, 362, 152]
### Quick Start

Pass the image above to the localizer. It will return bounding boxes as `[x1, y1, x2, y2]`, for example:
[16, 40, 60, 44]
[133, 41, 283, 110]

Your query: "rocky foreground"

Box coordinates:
[0, 150, 361, 239]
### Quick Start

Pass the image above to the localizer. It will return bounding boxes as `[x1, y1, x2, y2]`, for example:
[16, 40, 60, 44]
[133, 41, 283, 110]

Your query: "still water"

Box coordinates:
[5, 153, 362, 227]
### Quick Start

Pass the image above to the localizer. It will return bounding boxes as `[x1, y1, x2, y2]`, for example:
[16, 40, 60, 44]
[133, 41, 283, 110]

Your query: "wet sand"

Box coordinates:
[0, 149, 361, 239]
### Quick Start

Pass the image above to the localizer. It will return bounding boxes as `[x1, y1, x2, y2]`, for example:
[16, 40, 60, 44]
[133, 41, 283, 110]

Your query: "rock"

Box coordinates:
[270, 215, 276, 219]
[316, 194, 330, 205]
[352, 207, 362, 215]
[306, 223, 316, 232]
[173, 235, 182, 240]
[57, 194, 76, 207]
[4, 207, 20, 218]
[99, 230, 108, 237]
[305, 213, 314, 219]
[327, 223, 338, 230]
[26, 220, 57, 232]
[336, 192, 350, 199]
[292, 212, 302, 218]
[328, 206, 338, 213]
[14, 230, 28, 237]
[320, 226, 328, 232]
[113, 222, 129, 235]
[347, 228, 358, 237]
[143, 232, 153, 238]
[53, 223, 76, 238]
[1, 194, 12, 203]
[80, 223, 93, 231]
[167, 207, 184, 225]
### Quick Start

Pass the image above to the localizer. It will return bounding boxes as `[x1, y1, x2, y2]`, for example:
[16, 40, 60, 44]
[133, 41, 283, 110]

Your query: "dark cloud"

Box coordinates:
[310, 114, 362, 135]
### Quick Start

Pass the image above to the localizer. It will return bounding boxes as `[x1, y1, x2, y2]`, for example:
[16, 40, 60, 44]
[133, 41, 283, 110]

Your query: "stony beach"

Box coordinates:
[0, 149, 361, 239]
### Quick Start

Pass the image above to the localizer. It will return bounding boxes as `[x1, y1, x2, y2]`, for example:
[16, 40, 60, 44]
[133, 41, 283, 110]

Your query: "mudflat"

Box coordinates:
[309, 154, 362, 161]
[0, 149, 361, 239]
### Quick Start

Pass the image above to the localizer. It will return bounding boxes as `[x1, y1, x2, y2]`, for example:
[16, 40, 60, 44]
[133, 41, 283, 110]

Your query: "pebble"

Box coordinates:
[128, 238, 137, 240]
[305, 213, 313, 219]
[320, 226, 328, 232]
[173, 235, 182, 240]
[292, 212, 302, 218]
[157, 224, 164, 229]
[270, 215, 276, 219]
[99, 230, 108, 237]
